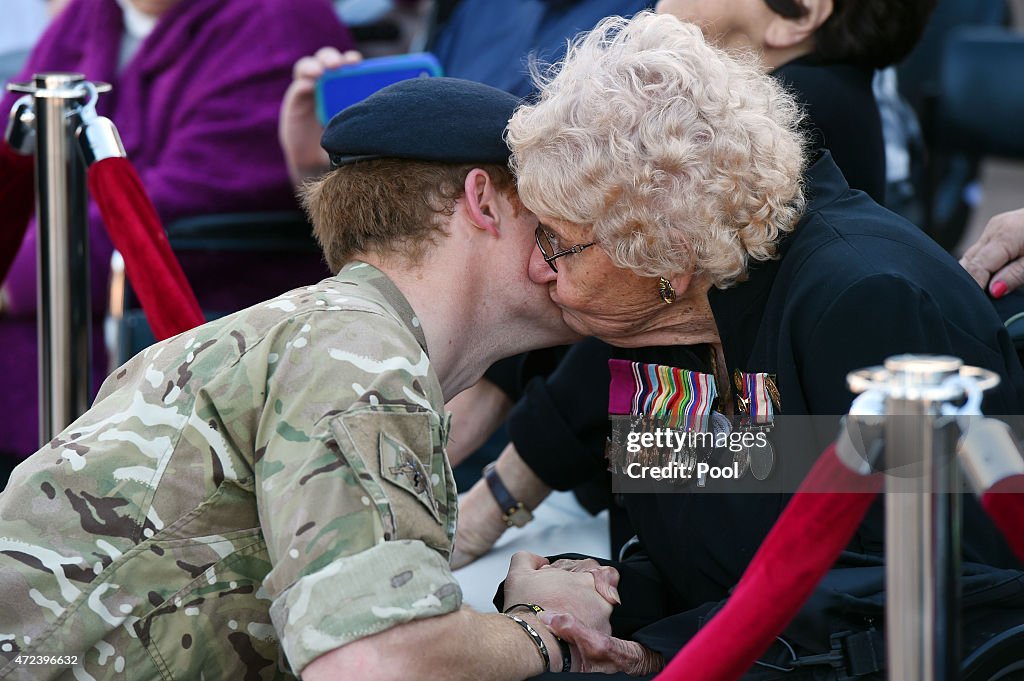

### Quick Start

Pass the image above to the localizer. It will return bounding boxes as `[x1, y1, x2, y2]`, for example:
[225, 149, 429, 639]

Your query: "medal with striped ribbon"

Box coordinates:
[608, 359, 718, 430]
[733, 370, 780, 424]
[732, 370, 780, 480]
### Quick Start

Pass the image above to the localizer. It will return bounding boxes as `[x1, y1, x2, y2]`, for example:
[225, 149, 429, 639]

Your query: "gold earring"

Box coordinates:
[658, 277, 675, 304]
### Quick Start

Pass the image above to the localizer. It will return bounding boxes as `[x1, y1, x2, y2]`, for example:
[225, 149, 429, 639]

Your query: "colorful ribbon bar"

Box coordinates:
[608, 359, 718, 432]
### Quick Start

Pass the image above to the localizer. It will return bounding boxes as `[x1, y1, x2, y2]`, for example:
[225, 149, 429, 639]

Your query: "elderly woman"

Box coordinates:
[501, 12, 1024, 677]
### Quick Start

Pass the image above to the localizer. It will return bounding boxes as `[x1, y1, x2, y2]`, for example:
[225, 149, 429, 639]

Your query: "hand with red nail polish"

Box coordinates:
[961, 207, 1024, 297]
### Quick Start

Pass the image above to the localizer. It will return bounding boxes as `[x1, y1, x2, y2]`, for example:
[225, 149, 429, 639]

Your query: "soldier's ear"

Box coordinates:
[462, 168, 501, 238]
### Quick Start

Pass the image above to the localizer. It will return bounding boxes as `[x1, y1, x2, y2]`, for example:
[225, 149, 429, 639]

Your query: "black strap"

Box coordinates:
[484, 462, 522, 516]
[839, 630, 885, 677]
[788, 630, 885, 678]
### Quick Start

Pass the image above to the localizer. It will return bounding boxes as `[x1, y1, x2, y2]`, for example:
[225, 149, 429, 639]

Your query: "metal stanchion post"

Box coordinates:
[6, 73, 111, 444]
[34, 73, 90, 445]
[848, 355, 1000, 681]
[882, 356, 961, 681]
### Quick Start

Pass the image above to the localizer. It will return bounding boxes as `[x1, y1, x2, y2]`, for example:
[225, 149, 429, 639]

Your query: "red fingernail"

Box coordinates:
[992, 281, 1008, 299]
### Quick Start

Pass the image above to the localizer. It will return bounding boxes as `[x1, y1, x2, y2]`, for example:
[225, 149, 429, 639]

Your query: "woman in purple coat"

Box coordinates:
[0, 0, 354, 467]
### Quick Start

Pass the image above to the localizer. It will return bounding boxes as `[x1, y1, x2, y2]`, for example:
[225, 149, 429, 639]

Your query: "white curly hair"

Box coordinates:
[507, 11, 807, 288]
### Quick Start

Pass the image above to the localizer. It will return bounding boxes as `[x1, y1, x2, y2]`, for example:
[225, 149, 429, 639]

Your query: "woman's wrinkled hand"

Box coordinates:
[451, 479, 508, 569]
[540, 611, 665, 675]
[546, 557, 622, 609]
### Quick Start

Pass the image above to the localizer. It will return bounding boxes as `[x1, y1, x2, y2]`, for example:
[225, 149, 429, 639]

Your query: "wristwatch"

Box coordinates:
[483, 462, 533, 528]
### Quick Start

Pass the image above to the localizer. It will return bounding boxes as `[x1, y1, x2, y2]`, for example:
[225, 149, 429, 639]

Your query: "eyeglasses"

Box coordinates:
[535, 226, 595, 273]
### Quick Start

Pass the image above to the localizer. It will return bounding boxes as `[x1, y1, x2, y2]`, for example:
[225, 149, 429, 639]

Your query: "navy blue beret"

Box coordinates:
[321, 77, 521, 168]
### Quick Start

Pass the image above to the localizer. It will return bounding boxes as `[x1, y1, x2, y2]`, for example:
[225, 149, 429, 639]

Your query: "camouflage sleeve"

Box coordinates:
[250, 308, 461, 674]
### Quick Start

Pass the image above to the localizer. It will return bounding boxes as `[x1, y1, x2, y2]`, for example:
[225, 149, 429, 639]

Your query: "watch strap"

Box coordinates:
[483, 462, 533, 527]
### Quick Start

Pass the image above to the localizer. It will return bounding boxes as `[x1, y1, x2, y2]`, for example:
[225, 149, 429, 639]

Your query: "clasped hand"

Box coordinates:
[502, 553, 664, 675]
[503, 553, 619, 635]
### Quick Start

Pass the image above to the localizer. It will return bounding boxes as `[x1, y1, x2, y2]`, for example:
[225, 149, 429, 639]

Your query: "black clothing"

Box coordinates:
[504, 339, 611, 491]
[623, 151, 1024, 623]
[774, 57, 886, 204]
[707, 152, 1021, 416]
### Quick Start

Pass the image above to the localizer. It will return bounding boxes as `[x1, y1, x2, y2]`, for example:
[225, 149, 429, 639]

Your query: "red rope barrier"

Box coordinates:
[656, 444, 883, 681]
[0, 142, 35, 283]
[981, 474, 1024, 565]
[87, 157, 204, 340]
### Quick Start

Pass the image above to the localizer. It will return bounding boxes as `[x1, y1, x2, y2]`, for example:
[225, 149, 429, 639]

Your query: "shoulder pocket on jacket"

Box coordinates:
[335, 408, 451, 554]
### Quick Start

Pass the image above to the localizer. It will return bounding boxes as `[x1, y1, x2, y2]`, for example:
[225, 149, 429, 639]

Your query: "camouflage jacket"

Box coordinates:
[0, 262, 462, 680]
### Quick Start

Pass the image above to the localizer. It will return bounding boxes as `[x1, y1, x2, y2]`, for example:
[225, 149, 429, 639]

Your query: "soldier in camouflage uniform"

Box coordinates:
[0, 78, 618, 680]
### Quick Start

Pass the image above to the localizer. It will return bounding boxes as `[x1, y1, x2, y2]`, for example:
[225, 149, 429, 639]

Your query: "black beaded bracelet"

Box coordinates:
[503, 613, 551, 672]
[556, 636, 572, 673]
[503, 604, 572, 672]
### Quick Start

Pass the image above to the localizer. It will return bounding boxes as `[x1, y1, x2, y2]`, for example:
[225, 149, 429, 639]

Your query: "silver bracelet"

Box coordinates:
[503, 613, 551, 672]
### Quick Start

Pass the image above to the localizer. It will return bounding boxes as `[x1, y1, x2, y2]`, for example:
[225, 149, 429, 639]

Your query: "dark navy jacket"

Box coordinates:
[774, 57, 885, 204]
[711, 150, 1023, 417]
[625, 151, 1024, 610]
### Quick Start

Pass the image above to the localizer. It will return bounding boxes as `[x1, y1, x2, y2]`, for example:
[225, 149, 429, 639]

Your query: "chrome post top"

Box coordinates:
[848, 354, 999, 403]
[7, 73, 111, 99]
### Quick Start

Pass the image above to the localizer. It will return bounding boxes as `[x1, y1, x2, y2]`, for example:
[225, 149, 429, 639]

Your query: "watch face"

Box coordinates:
[506, 506, 533, 528]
